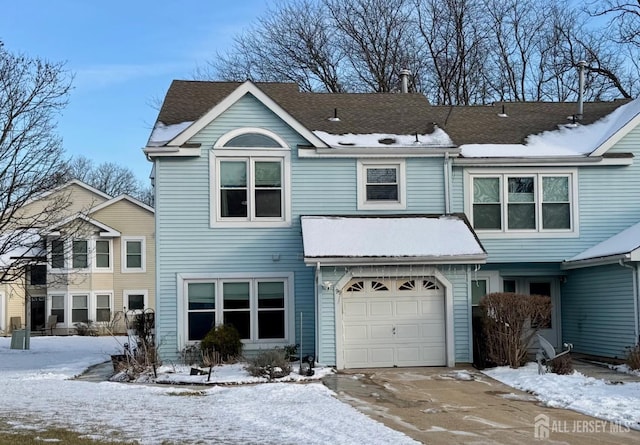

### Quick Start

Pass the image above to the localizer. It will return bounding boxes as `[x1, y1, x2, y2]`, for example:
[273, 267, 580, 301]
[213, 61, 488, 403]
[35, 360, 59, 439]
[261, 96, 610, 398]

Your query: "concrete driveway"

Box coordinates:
[323, 366, 640, 444]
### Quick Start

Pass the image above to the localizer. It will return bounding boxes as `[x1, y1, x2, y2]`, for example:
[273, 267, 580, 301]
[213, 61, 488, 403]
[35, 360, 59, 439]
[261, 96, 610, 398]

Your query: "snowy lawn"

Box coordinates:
[0, 336, 418, 445]
[484, 363, 640, 430]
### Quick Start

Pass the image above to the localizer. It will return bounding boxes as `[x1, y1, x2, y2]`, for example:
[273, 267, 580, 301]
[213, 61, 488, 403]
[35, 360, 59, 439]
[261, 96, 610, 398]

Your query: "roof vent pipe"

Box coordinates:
[399, 69, 411, 93]
[577, 60, 587, 120]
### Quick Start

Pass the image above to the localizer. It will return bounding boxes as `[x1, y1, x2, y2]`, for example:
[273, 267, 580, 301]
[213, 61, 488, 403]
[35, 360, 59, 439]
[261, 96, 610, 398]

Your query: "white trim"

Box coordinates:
[121, 237, 146, 273]
[464, 168, 579, 239]
[590, 111, 640, 156]
[298, 147, 460, 158]
[214, 127, 289, 149]
[143, 146, 202, 157]
[333, 266, 455, 369]
[169, 81, 327, 148]
[209, 150, 292, 228]
[48, 213, 120, 237]
[69, 293, 90, 325]
[454, 157, 633, 167]
[356, 159, 406, 210]
[123, 289, 148, 312]
[92, 291, 114, 323]
[47, 293, 66, 327]
[89, 195, 155, 215]
[92, 239, 113, 273]
[0, 291, 4, 332]
[176, 272, 295, 353]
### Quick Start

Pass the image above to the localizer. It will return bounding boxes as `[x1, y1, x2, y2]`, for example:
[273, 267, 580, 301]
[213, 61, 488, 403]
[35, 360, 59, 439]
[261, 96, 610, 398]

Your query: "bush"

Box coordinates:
[626, 344, 640, 371]
[549, 354, 573, 375]
[480, 292, 551, 368]
[246, 349, 291, 380]
[74, 321, 98, 336]
[201, 324, 243, 362]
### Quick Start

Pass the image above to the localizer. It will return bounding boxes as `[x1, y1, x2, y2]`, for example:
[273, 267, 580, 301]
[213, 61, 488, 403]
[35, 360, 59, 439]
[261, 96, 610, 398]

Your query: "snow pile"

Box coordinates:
[484, 363, 640, 430]
[313, 128, 453, 148]
[147, 121, 193, 146]
[566, 220, 640, 262]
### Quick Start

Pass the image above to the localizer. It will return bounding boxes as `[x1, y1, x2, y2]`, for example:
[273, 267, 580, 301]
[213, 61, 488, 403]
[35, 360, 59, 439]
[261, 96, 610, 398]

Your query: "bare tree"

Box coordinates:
[587, 0, 640, 47]
[0, 44, 74, 282]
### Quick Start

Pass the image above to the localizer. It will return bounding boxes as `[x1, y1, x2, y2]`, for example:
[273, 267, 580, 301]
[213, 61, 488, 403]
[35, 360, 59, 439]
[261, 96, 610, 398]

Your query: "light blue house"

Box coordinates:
[144, 79, 640, 367]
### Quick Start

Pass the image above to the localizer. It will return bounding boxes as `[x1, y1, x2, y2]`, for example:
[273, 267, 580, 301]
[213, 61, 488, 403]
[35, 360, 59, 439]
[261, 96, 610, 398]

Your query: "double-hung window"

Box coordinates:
[51, 240, 65, 269]
[122, 237, 146, 273]
[72, 240, 88, 269]
[184, 276, 290, 344]
[72, 295, 89, 323]
[357, 160, 406, 210]
[94, 240, 111, 270]
[95, 293, 112, 322]
[469, 171, 575, 235]
[211, 129, 291, 227]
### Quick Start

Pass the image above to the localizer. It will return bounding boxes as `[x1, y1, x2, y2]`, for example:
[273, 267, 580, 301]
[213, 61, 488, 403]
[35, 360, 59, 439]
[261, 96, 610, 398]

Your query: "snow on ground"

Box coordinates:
[0, 336, 418, 445]
[484, 363, 640, 430]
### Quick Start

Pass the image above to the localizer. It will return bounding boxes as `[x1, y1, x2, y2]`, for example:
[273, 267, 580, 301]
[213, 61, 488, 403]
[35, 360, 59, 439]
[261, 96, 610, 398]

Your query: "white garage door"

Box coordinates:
[342, 278, 446, 368]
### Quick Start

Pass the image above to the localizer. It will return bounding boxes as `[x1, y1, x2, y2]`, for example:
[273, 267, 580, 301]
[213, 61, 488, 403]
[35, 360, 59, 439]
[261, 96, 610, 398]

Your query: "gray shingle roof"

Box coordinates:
[154, 80, 629, 146]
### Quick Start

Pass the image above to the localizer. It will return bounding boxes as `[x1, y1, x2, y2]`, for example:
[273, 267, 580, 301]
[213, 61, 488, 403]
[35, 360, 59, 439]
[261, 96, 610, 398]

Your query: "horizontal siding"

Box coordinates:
[562, 264, 637, 358]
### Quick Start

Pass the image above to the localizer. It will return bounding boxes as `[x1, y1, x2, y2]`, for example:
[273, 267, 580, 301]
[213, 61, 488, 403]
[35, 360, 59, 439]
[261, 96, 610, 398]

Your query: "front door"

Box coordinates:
[30, 296, 45, 330]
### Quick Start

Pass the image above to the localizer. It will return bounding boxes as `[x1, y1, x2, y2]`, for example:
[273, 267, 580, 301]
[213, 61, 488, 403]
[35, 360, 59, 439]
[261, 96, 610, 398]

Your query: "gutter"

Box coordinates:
[453, 156, 633, 167]
[303, 254, 488, 267]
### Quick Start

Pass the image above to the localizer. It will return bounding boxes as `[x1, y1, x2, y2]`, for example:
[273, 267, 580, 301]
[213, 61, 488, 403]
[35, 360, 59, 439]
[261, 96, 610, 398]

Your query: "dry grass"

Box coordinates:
[0, 418, 138, 445]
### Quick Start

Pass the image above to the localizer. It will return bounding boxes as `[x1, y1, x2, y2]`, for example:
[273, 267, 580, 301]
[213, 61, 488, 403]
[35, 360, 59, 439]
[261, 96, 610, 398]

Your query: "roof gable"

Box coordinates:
[89, 194, 154, 215]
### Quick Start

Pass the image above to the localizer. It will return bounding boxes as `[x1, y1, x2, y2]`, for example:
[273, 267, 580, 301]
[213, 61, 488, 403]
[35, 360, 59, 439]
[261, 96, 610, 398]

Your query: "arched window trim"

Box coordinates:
[215, 127, 289, 149]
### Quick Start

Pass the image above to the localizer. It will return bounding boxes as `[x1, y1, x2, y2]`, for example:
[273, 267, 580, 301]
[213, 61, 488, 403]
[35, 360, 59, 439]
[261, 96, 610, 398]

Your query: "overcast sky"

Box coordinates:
[0, 1, 269, 182]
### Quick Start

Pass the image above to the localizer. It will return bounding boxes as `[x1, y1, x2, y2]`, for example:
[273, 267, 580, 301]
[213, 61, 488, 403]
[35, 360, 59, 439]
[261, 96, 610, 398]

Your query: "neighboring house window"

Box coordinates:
[469, 171, 575, 234]
[183, 276, 290, 343]
[72, 295, 88, 323]
[124, 290, 148, 312]
[357, 160, 406, 210]
[72, 240, 88, 268]
[95, 294, 112, 322]
[51, 240, 65, 269]
[50, 295, 65, 323]
[94, 240, 111, 270]
[122, 237, 146, 273]
[211, 128, 291, 227]
[28, 264, 47, 285]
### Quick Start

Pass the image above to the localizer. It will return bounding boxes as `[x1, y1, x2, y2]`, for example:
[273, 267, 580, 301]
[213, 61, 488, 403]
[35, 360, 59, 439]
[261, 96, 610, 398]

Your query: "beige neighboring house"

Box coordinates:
[0, 180, 155, 335]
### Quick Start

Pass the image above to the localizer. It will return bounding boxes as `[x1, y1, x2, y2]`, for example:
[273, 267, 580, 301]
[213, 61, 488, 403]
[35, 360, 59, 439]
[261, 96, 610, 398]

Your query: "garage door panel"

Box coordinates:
[370, 347, 395, 366]
[370, 324, 393, 340]
[343, 301, 367, 317]
[343, 324, 368, 341]
[395, 300, 419, 316]
[394, 323, 421, 340]
[420, 298, 444, 314]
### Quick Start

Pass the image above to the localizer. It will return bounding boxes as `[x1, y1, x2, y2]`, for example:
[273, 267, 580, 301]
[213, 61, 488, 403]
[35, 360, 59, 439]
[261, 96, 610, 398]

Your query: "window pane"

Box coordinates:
[508, 177, 534, 202]
[258, 282, 285, 308]
[96, 240, 110, 268]
[503, 280, 516, 293]
[188, 283, 215, 310]
[127, 295, 145, 311]
[367, 168, 396, 184]
[97, 295, 110, 308]
[72, 295, 87, 309]
[543, 203, 570, 229]
[220, 161, 247, 187]
[220, 189, 248, 217]
[508, 203, 536, 229]
[473, 177, 500, 203]
[126, 241, 142, 268]
[255, 162, 281, 187]
[51, 240, 65, 268]
[52, 295, 64, 323]
[366, 184, 398, 201]
[255, 190, 282, 217]
[188, 312, 215, 341]
[223, 311, 250, 339]
[543, 177, 568, 202]
[96, 295, 111, 322]
[29, 265, 46, 285]
[72, 295, 88, 323]
[471, 280, 487, 305]
[473, 204, 501, 229]
[223, 282, 250, 309]
[258, 311, 285, 339]
[224, 133, 282, 148]
[72, 241, 88, 268]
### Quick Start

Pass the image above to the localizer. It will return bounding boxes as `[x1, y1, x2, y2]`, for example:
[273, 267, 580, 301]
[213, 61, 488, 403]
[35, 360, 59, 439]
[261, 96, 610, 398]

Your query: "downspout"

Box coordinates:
[444, 152, 451, 214]
[315, 262, 321, 362]
[619, 260, 640, 343]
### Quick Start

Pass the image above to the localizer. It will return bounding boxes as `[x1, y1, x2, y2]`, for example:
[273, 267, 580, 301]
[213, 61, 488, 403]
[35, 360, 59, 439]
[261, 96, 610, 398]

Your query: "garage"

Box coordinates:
[341, 277, 446, 368]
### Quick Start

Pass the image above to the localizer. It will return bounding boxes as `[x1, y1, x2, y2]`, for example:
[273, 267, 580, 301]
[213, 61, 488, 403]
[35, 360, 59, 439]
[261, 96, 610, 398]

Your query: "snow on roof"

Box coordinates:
[148, 121, 194, 147]
[301, 215, 486, 262]
[0, 230, 43, 267]
[461, 97, 640, 158]
[566, 221, 640, 263]
[313, 128, 453, 148]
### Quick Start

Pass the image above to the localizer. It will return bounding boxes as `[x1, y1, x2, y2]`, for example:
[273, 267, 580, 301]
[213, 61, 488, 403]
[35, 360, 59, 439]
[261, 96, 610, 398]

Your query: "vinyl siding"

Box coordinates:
[562, 264, 637, 358]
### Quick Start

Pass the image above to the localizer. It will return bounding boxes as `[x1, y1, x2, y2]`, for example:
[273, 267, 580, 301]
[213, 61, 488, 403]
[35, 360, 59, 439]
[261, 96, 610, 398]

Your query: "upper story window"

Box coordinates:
[122, 237, 146, 273]
[72, 240, 88, 269]
[51, 240, 65, 269]
[94, 240, 111, 269]
[468, 170, 576, 236]
[211, 128, 291, 227]
[27, 264, 46, 285]
[357, 160, 406, 210]
[50, 239, 113, 271]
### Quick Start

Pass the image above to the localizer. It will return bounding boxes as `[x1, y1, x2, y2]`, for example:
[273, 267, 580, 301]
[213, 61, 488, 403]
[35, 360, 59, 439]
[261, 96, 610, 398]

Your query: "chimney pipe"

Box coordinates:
[399, 69, 411, 93]
[577, 60, 587, 120]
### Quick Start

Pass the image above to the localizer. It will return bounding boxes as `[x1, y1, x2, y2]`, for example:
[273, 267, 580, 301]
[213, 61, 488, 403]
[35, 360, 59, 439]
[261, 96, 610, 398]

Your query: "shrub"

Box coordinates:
[626, 344, 640, 371]
[480, 292, 551, 368]
[201, 324, 243, 362]
[283, 344, 299, 361]
[246, 349, 291, 380]
[549, 354, 573, 375]
[74, 321, 98, 336]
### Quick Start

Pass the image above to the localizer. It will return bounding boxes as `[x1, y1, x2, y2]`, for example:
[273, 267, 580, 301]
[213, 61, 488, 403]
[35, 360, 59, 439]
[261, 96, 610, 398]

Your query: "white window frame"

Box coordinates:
[123, 289, 148, 313]
[177, 272, 295, 350]
[121, 237, 146, 273]
[465, 169, 579, 238]
[210, 128, 292, 228]
[70, 293, 89, 324]
[93, 291, 113, 324]
[71, 239, 89, 270]
[48, 294, 66, 325]
[49, 239, 66, 271]
[92, 239, 113, 273]
[357, 159, 406, 210]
